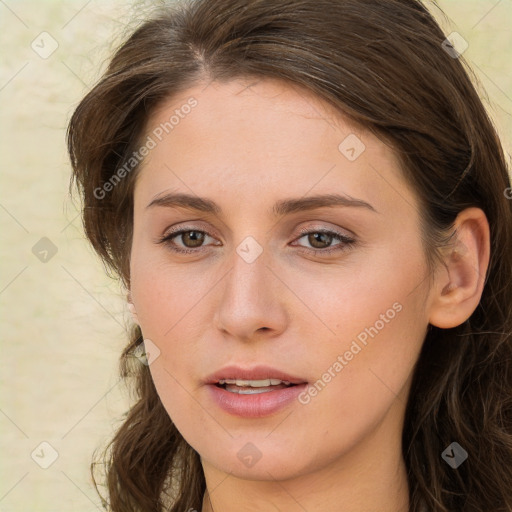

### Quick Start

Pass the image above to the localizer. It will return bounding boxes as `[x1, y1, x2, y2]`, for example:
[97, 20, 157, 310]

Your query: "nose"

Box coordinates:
[213, 242, 289, 342]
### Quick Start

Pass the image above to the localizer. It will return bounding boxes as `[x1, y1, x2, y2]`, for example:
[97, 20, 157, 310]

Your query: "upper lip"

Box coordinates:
[204, 365, 307, 385]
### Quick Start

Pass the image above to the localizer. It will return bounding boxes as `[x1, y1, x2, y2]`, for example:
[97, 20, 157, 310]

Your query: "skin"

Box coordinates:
[128, 77, 490, 512]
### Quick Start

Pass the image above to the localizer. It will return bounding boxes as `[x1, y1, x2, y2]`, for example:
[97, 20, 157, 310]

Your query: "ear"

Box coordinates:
[127, 291, 140, 326]
[428, 207, 490, 329]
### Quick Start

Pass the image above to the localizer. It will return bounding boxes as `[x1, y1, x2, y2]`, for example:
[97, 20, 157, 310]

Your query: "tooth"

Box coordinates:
[251, 379, 272, 387]
[236, 387, 271, 394]
[217, 378, 294, 387]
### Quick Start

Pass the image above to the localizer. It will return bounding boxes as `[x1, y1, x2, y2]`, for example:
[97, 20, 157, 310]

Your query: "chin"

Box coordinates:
[199, 439, 322, 481]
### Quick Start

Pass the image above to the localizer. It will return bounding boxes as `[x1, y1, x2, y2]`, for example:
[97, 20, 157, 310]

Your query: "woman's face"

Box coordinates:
[130, 77, 435, 481]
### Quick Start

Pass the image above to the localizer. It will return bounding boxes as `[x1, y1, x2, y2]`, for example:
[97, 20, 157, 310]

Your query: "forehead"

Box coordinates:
[134, 77, 415, 219]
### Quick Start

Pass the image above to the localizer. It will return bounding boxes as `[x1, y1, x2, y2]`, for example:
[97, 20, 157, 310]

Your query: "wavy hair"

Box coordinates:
[67, 0, 512, 510]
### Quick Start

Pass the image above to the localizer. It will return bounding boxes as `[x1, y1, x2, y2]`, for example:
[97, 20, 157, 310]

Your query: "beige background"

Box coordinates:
[1, 1, 510, 510]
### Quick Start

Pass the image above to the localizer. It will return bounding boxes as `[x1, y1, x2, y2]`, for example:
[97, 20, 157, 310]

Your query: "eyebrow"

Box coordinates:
[146, 192, 377, 216]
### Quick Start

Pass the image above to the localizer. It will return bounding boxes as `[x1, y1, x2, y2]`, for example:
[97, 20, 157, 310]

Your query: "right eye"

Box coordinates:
[157, 228, 220, 254]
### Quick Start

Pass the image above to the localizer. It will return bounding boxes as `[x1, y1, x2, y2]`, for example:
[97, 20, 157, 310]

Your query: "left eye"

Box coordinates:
[292, 229, 356, 254]
[157, 228, 355, 255]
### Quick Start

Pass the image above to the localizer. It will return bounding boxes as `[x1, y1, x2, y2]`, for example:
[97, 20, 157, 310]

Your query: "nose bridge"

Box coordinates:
[214, 236, 287, 338]
[224, 237, 271, 312]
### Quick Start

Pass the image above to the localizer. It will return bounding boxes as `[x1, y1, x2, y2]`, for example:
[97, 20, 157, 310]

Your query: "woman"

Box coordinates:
[67, 0, 512, 510]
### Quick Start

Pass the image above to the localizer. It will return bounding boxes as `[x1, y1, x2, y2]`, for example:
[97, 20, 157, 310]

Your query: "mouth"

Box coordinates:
[204, 365, 308, 417]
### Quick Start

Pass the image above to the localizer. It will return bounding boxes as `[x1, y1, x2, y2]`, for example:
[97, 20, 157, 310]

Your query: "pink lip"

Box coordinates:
[203, 365, 307, 385]
[206, 382, 308, 418]
[203, 365, 308, 418]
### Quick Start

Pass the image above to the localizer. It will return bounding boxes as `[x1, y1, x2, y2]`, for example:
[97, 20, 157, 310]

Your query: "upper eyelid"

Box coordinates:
[296, 224, 355, 238]
[162, 225, 217, 241]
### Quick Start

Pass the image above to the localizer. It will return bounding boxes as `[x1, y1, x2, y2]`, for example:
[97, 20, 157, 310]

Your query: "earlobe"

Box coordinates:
[428, 207, 490, 329]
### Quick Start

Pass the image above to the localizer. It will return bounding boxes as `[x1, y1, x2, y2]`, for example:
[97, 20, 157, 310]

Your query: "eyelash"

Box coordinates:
[156, 226, 356, 256]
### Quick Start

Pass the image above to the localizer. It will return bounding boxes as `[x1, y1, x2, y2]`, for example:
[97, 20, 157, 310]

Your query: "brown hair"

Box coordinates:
[67, 0, 512, 510]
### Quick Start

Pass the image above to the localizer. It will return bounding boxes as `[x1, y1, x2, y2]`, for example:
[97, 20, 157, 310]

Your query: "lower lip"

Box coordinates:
[206, 383, 308, 418]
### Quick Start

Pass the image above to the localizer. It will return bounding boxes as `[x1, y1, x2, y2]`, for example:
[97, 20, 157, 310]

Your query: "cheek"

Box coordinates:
[130, 257, 216, 442]
[291, 304, 425, 470]
[129, 251, 217, 401]
[288, 245, 429, 432]
[283, 236, 428, 349]
[130, 250, 216, 339]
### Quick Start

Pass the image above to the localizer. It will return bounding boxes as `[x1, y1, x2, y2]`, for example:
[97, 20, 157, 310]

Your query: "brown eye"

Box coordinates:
[307, 232, 335, 249]
[293, 228, 356, 256]
[180, 230, 206, 248]
[158, 228, 218, 254]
